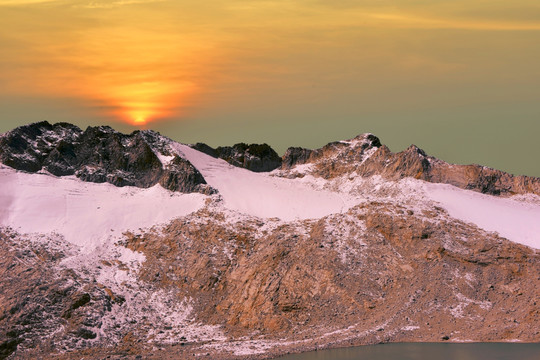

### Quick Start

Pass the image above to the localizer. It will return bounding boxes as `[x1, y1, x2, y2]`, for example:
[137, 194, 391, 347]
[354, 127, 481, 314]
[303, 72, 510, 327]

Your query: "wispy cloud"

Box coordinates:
[0, 0, 164, 7]
[75, 0, 165, 9]
[0, 0, 59, 4]
[369, 12, 540, 31]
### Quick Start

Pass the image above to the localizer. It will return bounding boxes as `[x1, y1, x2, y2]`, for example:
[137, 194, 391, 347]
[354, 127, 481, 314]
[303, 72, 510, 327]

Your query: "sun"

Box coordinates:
[133, 116, 147, 125]
[124, 108, 153, 126]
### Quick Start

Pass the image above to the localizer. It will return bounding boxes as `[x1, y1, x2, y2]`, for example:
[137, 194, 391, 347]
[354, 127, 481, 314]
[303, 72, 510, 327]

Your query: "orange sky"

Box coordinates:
[1, 0, 540, 176]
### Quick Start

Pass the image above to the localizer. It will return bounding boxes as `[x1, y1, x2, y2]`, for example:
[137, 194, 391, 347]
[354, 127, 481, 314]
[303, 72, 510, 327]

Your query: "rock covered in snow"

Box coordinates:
[281, 133, 382, 173]
[279, 133, 540, 197]
[2, 122, 538, 197]
[0, 121, 81, 173]
[0, 121, 212, 194]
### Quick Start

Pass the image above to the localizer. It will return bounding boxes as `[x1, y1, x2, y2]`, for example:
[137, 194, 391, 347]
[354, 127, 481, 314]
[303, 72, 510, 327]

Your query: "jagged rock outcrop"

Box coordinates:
[281, 133, 382, 173]
[361, 145, 540, 196]
[280, 134, 540, 196]
[192, 142, 282, 172]
[4, 199, 535, 359]
[3, 122, 537, 196]
[124, 205, 539, 346]
[0, 121, 81, 173]
[0, 121, 212, 194]
[0, 231, 123, 360]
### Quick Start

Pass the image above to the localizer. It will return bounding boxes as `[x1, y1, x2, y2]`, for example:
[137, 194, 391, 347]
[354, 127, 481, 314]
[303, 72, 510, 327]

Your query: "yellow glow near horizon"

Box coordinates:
[0, 0, 218, 126]
[133, 116, 147, 125]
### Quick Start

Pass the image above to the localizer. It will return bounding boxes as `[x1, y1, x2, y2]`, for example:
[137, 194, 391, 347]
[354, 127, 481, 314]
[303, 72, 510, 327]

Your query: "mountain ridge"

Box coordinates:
[1, 121, 539, 198]
[0, 121, 213, 194]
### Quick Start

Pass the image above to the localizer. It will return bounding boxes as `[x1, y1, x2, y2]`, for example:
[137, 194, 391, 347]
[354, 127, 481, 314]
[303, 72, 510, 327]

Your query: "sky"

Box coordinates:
[0, 0, 539, 176]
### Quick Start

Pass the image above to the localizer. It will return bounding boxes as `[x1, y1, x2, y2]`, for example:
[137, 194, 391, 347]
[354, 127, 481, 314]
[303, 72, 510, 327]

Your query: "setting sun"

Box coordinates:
[0, 1, 215, 127]
[133, 116, 147, 125]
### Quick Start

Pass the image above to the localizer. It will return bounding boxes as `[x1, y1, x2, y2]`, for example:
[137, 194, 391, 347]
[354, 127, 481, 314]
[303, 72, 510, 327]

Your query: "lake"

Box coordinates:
[278, 343, 540, 360]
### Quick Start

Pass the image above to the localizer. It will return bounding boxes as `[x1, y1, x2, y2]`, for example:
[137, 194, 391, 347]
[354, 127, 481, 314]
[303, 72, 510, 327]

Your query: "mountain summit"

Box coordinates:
[0, 122, 539, 359]
[0, 121, 212, 193]
[1, 121, 538, 197]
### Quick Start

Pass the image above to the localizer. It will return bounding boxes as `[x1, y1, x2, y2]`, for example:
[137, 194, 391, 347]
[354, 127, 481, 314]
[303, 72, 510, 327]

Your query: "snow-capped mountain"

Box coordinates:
[0, 122, 539, 359]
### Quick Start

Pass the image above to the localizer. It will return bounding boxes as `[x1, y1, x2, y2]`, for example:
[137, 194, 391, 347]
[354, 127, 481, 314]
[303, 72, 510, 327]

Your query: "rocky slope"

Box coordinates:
[0, 122, 539, 359]
[280, 133, 540, 197]
[192, 142, 282, 172]
[194, 132, 540, 196]
[0, 121, 212, 194]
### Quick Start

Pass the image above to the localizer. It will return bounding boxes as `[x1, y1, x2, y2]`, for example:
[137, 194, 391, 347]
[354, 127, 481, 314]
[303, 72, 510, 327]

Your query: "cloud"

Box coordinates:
[369, 12, 540, 31]
[75, 0, 165, 9]
[0, 0, 59, 4]
[0, 0, 164, 7]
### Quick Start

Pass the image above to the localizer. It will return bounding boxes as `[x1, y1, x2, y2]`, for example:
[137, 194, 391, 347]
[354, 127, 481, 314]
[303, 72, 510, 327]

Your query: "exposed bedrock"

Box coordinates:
[280, 134, 540, 196]
[0, 121, 211, 194]
[192, 142, 282, 172]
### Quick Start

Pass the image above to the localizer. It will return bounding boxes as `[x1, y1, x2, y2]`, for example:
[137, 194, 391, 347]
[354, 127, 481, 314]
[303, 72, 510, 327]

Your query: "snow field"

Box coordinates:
[173, 143, 356, 221]
[426, 183, 540, 249]
[1, 139, 539, 252]
[0, 167, 206, 252]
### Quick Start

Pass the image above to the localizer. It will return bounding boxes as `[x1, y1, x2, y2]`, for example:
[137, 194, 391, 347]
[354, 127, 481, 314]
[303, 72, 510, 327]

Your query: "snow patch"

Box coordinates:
[402, 325, 420, 331]
[172, 143, 355, 221]
[0, 167, 206, 252]
[155, 152, 175, 167]
[450, 293, 492, 318]
[201, 339, 278, 356]
[426, 183, 540, 249]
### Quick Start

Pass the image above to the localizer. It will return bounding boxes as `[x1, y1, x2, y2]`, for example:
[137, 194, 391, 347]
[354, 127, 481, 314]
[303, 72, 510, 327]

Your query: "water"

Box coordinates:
[278, 343, 540, 360]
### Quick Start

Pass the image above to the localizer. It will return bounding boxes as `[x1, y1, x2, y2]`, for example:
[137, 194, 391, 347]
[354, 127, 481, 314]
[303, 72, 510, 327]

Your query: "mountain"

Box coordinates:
[0, 122, 539, 359]
[0, 121, 213, 194]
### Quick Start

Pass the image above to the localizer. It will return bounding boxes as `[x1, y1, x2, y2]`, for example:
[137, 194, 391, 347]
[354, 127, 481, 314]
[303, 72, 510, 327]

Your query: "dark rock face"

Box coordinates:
[192, 142, 282, 172]
[0, 121, 210, 194]
[191, 142, 217, 158]
[70, 126, 165, 188]
[281, 147, 315, 169]
[159, 156, 211, 194]
[0, 121, 81, 173]
[3, 122, 538, 197]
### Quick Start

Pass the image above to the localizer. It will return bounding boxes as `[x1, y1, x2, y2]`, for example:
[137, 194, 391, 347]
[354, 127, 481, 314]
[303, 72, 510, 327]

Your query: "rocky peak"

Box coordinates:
[84, 124, 116, 135]
[2, 122, 539, 197]
[404, 144, 427, 157]
[0, 122, 212, 194]
[281, 147, 314, 169]
[0, 121, 83, 172]
[1, 123, 540, 359]
[281, 133, 382, 174]
[191, 142, 282, 172]
[279, 133, 540, 197]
